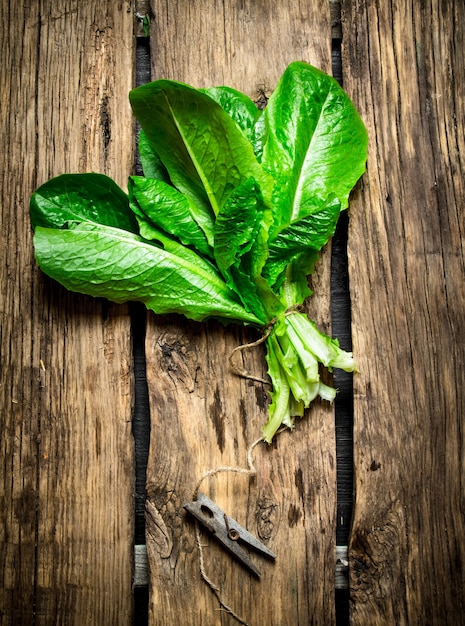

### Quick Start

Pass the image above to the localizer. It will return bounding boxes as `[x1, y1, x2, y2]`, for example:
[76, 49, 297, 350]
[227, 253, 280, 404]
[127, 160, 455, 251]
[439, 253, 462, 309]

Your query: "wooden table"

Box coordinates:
[2, 1, 464, 624]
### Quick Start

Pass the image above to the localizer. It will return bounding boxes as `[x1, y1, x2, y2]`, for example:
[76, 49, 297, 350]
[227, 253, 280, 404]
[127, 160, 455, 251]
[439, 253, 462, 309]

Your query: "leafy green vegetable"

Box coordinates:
[129, 79, 273, 242]
[200, 86, 264, 154]
[128, 175, 212, 257]
[138, 130, 171, 183]
[262, 62, 367, 233]
[33, 223, 260, 324]
[30, 62, 367, 442]
[30, 172, 139, 233]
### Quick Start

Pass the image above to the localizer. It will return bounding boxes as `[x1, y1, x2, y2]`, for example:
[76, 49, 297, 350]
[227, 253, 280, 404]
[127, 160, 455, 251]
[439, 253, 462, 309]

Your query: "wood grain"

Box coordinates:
[145, 2, 338, 624]
[1, 2, 135, 624]
[342, 1, 465, 623]
[150, 0, 329, 95]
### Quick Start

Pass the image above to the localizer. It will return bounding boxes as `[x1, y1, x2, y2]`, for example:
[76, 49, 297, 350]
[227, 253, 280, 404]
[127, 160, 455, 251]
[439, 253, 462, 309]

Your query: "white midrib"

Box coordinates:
[290, 88, 331, 223]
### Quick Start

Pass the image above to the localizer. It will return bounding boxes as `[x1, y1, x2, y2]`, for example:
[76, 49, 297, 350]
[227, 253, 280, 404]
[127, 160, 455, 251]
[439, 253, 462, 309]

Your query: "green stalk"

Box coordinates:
[262, 311, 355, 441]
[273, 332, 320, 406]
[263, 335, 292, 443]
[285, 313, 356, 372]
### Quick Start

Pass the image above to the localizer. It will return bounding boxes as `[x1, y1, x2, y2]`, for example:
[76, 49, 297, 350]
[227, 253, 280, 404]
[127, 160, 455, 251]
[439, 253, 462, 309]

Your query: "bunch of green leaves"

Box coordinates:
[30, 62, 367, 442]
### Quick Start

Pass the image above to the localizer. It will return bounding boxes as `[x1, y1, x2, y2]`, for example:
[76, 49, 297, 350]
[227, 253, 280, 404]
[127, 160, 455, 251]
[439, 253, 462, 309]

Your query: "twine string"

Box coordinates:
[192, 435, 264, 626]
[195, 522, 250, 625]
[228, 331, 272, 385]
[193, 434, 263, 500]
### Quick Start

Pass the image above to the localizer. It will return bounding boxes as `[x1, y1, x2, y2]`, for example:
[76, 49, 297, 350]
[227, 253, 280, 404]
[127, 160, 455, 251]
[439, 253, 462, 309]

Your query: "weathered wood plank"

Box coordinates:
[145, 2, 337, 624]
[342, 1, 465, 623]
[1, 2, 135, 624]
[150, 0, 330, 92]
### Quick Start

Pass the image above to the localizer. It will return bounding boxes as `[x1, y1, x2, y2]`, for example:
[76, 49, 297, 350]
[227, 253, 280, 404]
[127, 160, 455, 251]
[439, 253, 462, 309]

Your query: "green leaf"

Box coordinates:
[262, 61, 368, 236]
[30, 173, 138, 233]
[214, 178, 266, 274]
[33, 224, 262, 325]
[214, 178, 281, 322]
[141, 14, 150, 37]
[200, 86, 261, 143]
[128, 176, 212, 257]
[263, 196, 342, 289]
[138, 129, 171, 182]
[129, 80, 273, 223]
[270, 195, 342, 256]
[199, 86, 267, 162]
[250, 112, 267, 162]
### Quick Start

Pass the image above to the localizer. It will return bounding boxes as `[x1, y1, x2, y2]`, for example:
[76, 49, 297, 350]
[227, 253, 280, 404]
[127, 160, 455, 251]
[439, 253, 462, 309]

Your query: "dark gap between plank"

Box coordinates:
[132, 34, 151, 626]
[131, 301, 150, 544]
[332, 212, 354, 549]
[331, 5, 354, 622]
